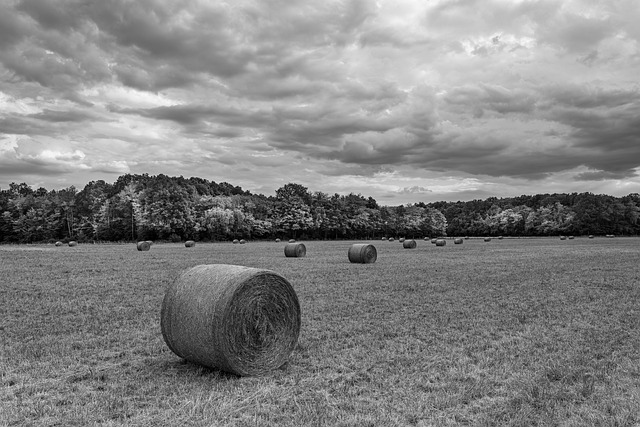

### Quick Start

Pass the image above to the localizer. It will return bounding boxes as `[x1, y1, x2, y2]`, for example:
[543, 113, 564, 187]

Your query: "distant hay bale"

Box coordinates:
[288, 239, 296, 243]
[431, 238, 437, 244]
[381, 237, 386, 241]
[560, 236, 567, 240]
[185, 240, 196, 248]
[484, 237, 491, 242]
[454, 238, 463, 244]
[160, 264, 301, 376]
[498, 236, 504, 240]
[137, 241, 151, 251]
[399, 237, 405, 243]
[424, 237, 429, 241]
[465, 236, 470, 240]
[284, 242, 306, 258]
[606, 234, 615, 238]
[275, 238, 281, 242]
[68, 241, 78, 247]
[348, 243, 377, 264]
[239, 239, 247, 244]
[402, 239, 417, 249]
[435, 239, 446, 246]
[388, 237, 394, 242]
[55, 241, 62, 247]
[233, 239, 239, 244]
[588, 235, 594, 239]
[568, 236, 575, 240]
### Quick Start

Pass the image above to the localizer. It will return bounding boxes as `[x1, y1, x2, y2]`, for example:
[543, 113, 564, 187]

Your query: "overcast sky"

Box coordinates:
[1, 0, 639, 204]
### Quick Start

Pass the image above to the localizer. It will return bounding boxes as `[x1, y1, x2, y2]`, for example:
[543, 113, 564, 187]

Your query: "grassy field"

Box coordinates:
[1, 237, 639, 426]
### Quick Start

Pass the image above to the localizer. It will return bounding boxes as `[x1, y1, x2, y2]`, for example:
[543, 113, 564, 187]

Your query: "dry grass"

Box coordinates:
[1, 238, 640, 426]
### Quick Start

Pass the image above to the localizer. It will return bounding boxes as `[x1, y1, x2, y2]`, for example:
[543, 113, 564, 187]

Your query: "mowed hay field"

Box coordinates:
[1, 238, 640, 426]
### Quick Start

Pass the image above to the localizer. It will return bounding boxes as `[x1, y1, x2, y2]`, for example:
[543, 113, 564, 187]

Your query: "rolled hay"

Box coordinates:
[348, 243, 377, 264]
[275, 238, 281, 243]
[560, 236, 567, 240]
[435, 239, 446, 246]
[137, 241, 151, 251]
[588, 235, 595, 239]
[454, 238, 463, 244]
[381, 237, 386, 241]
[160, 264, 301, 376]
[233, 239, 239, 244]
[284, 242, 306, 258]
[465, 236, 470, 240]
[484, 237, 492, 242]
[185, 240, 196, 248]
[431, 238, 437, 244]
[288, 239, 296, 243]
[568, 236, 575, 240]
[399, 237, 405, 243]
[68, 241, 78, 247]
[388, 237, 394, 242]
[424, 237, 429, 241]
[498, 236, 504, 240]
[239, 239, 247, 244]
[402, 239, 417, 249]
[145, 240, 153, 246]
[54, 241, 62, 247]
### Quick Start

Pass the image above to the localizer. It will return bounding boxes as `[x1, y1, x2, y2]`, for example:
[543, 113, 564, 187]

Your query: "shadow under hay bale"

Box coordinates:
[68, 241, 78, 247]
[435, 239, 446, 246]
[348, 243, 377, 263]
[160, 264, 301, 376]
[137, 241, 151, 251]
[454, 238, 463, 244]
[402, 239, 417, 249]
[284, 242, 306, 258]
[185, 240, 196, 248]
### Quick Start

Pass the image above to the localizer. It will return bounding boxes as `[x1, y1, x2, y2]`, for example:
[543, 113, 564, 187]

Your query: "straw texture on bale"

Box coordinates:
[284, 242, 306, 258]
[348, 243, 377, 264]
[68, 241, 78, 247]
[185, 240, 196, 247]
[160, 264, 301, 376]
[55, 241, 62, 247]
[137, 241, 151, 251]
[484, 237, 492, 242]
[435, 239, 446, 246]
[454, 238, 463, 244]
[402, 239, 417, 249]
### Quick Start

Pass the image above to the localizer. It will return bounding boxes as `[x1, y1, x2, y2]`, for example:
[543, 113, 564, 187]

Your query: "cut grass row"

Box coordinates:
[1, 238, 639, 426]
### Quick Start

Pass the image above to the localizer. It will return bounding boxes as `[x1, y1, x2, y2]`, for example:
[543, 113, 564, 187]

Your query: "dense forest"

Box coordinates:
[1, 174, 639, 243]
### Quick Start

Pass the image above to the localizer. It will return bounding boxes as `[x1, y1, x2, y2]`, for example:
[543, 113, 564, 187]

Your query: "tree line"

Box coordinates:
[1, 174, 638, 243]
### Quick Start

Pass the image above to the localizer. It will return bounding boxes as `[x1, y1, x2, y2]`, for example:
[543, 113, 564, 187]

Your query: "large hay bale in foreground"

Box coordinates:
[454, 238, 463, 244]
[137, 241, 151, 251]
[435, 239, 446, 246]
[160, 264, 301, 376]
[185, 240, 196, 247]
[68, 241, 78, 247]
[55, 241, 62, 247]
[348, 243, 377, 264]
[284, 242, 306, 258]
[402, 239, 417, 249]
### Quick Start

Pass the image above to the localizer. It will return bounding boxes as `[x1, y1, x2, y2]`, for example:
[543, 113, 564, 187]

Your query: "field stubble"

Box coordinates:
[1, 237, 639, 426]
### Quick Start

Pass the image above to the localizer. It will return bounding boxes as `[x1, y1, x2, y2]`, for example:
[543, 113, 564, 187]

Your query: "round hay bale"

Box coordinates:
[399, 237, 405, 243]
[348, 243, 377, 264]
[388, 237, 394, 242]
[402, 239, 417, 249]
[498, 236, 504, 240]
[185, 240, 196, 248]
[137, 241, 151, 251]
[284, 242, 306, 258]
[381, 237, 386, 241]
[568, 236, 574, 240]
[146, 240, 153, 246]
[54, 241, 62, 247]
[454, 238, 463, 244]
[588, 235, 594, 239]
[431, 238, 437, 244]
[435, 239, 446, 246]
[160, 264, 301, 376]
[275, 238, 281, 242]
[239, 239, 247, 244]
[424, 237, 429, 241]
[465, 236, 470, 240]
[484, 237, 491, 242]
[288, 239, 296, 243]
[68, 241, 78, 247]
[560, 236, 567, 240]
[233, 239, 239, 244]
